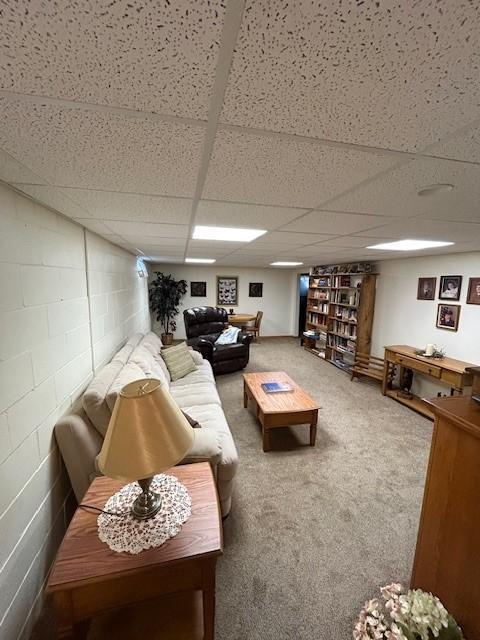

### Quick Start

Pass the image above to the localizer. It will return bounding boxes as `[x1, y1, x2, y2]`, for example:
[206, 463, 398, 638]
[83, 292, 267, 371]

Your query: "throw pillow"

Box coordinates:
[182, 411, 201, 428]
[161, 342, 196, 382]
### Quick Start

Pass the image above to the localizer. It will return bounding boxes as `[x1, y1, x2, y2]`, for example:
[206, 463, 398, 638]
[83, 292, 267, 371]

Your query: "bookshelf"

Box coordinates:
[304, 263, 377, 373]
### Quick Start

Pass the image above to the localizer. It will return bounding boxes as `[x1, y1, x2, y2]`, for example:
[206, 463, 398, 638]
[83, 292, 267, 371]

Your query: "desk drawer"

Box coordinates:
[395, 355, 441, 378]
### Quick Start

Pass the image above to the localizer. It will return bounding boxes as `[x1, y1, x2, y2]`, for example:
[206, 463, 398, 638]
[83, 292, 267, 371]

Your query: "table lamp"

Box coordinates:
[98, 378, 194, 520]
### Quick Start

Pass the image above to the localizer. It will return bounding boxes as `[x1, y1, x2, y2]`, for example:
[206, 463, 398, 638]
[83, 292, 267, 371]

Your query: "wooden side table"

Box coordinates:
[46, 463, 222, 640]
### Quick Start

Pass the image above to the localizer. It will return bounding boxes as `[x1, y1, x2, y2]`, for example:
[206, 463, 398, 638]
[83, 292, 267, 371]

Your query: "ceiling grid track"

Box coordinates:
[182, 0, 246, 262]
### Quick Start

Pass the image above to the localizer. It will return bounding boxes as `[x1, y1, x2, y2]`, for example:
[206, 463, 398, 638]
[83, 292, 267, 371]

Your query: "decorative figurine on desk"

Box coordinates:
[398, 367, 414, 399]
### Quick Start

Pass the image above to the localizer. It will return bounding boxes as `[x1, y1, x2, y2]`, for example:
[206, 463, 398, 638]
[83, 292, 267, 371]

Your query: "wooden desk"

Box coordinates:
[411, 396, 480, 640]
[47, 463, 222, 640]
[382, 345, 475, 419]
[228, 313, 256, 325]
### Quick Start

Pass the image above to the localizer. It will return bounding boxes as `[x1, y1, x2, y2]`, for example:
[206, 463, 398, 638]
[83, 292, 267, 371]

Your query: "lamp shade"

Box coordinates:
[98, 378, 194, 482]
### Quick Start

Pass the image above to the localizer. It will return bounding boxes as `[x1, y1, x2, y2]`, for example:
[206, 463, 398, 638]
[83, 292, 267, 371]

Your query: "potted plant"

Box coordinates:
[148, 272, 187, 345]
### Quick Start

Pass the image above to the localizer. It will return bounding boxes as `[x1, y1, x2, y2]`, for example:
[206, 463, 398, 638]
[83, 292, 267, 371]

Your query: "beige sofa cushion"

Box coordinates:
[153, 353, 171, 383]
[139, 331, 163, 355]
[111, 333, 144, 365]
[82, 360, 124, 436]
[128, 345, 169, 387]
[169, 382, 221, 408]
[188, 348, 204, 366]
[178, 360, 214, 386]
[106, 361, 150, 412]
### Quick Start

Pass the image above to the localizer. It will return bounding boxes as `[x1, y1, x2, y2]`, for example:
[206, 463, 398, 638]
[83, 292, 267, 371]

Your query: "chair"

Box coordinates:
[242, 311, 263, 342]
[183, 306, 253, 375]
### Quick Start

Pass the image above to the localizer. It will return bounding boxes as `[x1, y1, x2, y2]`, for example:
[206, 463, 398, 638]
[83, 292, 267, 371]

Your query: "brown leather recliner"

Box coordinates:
[183, 306, 253, 375]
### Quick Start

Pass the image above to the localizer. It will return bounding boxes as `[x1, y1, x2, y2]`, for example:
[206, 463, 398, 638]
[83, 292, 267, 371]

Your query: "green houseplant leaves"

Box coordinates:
[148, 272, 187, 338]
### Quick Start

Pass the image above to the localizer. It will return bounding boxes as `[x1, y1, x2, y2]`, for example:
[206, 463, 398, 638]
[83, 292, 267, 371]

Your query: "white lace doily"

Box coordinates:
[97, 474, 192, 554]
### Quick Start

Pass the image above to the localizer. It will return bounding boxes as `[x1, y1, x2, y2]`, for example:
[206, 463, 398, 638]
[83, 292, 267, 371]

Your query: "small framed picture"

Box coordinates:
[190, 281, 206, 297]
[217, 276, 238, 306]
[439, 275, 462, 301]
[417, 277, 436, 300]
[436, 304, 460, 331]
[249, 282, 263, 297]
[466, 277, 480, 305]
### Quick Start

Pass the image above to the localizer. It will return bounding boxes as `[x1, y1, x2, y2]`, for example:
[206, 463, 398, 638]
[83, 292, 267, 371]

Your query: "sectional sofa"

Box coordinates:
[54, 332, 238, 517]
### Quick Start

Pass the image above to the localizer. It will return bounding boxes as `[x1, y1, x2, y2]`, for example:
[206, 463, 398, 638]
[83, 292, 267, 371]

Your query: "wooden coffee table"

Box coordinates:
[46, 462, 222, 640]
[243, 371, 319, 451]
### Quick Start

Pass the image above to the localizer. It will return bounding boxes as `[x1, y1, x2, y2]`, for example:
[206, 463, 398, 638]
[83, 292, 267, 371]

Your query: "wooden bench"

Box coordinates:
[351, 352, 384, 383]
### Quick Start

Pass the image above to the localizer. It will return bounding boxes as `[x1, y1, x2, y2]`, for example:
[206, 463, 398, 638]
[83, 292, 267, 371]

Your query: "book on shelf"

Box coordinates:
[261, 382, 294, 393]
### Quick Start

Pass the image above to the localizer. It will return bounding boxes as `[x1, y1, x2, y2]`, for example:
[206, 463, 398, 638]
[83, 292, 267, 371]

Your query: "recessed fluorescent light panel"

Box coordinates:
[367, 239, 454, 251]
[185, 258, 216, 264]
[192, 225, 267, 242]
[270, 261, 304, 266]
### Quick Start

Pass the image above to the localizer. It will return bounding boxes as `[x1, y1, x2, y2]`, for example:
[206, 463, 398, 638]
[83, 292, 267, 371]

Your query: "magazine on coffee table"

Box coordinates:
[261, 381, 294, 393]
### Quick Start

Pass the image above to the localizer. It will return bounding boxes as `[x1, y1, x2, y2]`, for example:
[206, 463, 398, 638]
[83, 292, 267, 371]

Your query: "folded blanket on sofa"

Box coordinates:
[215, 326, 241, 345]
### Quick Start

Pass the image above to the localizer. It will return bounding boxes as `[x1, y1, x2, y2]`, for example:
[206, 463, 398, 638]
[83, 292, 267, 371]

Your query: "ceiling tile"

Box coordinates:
[203, 129, 397, 208]
[103, 220, 189, 238]
[327, 157, 480, 220]
[0, 1, 225, 120]
[0, 148, 46, 184]
[355, 218, 480, 242]
[195, 200, 306, 229]
[0, 99, 203, 196]
[254, 231, 335, 245]
[144, 255, 183, 264]
[59, 189, 193, 224]
[427, 121, 480, 163]
[73, 218, 114, 235]
[13, 184, 91, 219]
[117, 236, 187, 248]
[221, 1, 480, 151]
[137, 246, 185, 256]
[186, 239, 246, 252]
[282, 211, 393, 235]
[229, 242, 301, 255]
[314, 235, 395, 249]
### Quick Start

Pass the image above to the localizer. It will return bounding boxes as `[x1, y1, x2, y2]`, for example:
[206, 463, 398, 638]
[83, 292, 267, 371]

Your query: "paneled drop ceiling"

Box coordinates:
[1, 0, 480, 267]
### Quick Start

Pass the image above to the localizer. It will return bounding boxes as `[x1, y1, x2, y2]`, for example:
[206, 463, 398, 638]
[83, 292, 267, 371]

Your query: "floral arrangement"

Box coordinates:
[353, 583, 464, 640]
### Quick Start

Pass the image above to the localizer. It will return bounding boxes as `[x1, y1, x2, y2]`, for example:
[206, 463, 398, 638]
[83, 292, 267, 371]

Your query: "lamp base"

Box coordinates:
[131, 477, 162, 520]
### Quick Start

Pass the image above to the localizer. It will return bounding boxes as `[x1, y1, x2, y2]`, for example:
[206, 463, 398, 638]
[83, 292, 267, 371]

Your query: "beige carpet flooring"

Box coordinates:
[214, 338, 432, 640]
[30, 338, 432, 640]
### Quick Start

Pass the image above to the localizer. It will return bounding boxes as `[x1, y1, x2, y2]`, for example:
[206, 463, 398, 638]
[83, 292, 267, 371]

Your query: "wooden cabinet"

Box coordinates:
[411, 396, 480, 640]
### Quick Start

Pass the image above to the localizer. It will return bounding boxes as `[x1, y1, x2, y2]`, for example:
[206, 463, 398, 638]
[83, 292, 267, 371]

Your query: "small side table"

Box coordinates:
[47, 462, 222, 640]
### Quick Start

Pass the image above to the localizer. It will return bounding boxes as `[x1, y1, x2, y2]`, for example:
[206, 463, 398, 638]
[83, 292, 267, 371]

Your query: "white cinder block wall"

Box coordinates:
[0, 183, 149, 640]
[86, 232, 150, 371]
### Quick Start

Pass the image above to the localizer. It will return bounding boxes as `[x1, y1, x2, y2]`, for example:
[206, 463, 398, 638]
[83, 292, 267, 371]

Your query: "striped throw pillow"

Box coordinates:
[161, 342, 196, 382]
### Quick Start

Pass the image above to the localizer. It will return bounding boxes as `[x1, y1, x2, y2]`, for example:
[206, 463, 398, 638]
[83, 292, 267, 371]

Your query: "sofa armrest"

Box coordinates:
[180, 428, 222, 466]
[54, 410, 103, 502]
[189, 338, 214, 363]
[237, 331, 253, 346]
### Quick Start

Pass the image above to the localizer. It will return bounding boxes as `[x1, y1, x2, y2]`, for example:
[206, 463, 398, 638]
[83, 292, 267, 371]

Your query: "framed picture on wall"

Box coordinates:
[217, 276, 238, 306]
[249, 282, 263, 297]
[190, 281, 206, 297]
[466, 277, 480, 305]
[439, 275, 462, 301]
[417, 277, 436, 300]
[436, 304, 461, 331]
